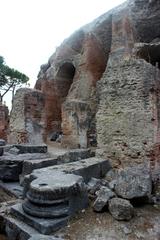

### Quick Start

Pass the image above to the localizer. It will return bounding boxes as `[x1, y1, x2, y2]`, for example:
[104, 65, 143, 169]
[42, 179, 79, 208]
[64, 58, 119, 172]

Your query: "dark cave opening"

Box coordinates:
[56, 62, 76, 99]
[136, 43, 160, 69]
[49, 62, 76, 141]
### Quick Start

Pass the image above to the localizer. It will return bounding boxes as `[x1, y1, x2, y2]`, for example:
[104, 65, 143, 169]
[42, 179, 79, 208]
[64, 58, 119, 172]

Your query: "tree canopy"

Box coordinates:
[0, 56, 29, 103]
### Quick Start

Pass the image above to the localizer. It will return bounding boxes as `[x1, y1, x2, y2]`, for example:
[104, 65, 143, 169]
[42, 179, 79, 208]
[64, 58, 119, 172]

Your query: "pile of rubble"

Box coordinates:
[88, 164, 159, 221]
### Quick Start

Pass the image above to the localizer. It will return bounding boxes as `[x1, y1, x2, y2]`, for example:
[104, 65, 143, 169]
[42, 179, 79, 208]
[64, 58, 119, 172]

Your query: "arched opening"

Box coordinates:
[136, 43, 160, 69]
[55, 62, 75, 100]
[49, 62, 75, 142]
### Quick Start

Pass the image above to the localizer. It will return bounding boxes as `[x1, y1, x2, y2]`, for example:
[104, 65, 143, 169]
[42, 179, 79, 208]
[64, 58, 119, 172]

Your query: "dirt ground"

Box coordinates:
[57, 205, 160, 240]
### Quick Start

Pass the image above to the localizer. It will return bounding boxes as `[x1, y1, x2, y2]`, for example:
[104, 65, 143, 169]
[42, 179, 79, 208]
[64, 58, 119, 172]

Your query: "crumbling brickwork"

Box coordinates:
[9, 88, 45, 144]
[0, 103, 9, 141]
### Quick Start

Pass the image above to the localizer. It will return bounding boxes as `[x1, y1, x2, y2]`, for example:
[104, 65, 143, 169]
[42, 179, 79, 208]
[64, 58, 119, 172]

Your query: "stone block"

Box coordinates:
[15, 144, 48, 154]
[11, 204, 69, 235]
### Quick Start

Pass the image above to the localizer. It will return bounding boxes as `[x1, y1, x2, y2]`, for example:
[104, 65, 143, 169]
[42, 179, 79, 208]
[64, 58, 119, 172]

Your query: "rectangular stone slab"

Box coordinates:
[20, 149, 91, 183]
[14, 144, 48, 154]
[33, 157, 111, 183]
[11, 203, 69, 235]
[20, 157, 58, 183]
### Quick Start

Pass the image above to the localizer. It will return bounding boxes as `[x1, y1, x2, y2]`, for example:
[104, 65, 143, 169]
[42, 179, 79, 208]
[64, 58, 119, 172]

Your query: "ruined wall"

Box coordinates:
[0, 103, 9, 141]
[9, 0, 160, 173]
[97, 59, 160, 168]
[35, 16, 112, 148]
[96, 0, 160, 171]
[9, 88, 45, 144]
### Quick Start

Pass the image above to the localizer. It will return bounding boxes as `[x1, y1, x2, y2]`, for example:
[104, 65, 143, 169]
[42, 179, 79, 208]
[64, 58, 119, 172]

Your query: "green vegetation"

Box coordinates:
[0, 56, 29, 103]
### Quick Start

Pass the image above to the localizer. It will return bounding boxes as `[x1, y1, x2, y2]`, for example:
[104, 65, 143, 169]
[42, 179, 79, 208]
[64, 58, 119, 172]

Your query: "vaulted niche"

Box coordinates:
[49, 62, 75, 140]
[55, 62, 75, 100]
[136, 43, 160, 69]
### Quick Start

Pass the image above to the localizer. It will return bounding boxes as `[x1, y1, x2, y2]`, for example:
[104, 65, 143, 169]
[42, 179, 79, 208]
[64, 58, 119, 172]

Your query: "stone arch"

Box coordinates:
[48, 62, 76, 140]
[136, 43, 160, 69]
[55, 62, 76, 100]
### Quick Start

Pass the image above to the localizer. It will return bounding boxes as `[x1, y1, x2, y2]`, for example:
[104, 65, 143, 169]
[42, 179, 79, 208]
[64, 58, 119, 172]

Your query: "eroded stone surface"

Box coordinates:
[108, 197, 134, 221]
[11, 157, 110, 235]
[0, 104, 9, 142]
[0, 152, 50, 182]
[9, 89, 45, 145]
[114, 165, 152, 200]
[25, 171, 86, 205]
[93, 186, 115, 212]
[11, 171, 88, 234]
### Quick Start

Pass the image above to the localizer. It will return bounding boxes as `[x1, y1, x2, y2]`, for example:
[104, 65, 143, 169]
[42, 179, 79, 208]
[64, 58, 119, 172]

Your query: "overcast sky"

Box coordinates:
[0, 0, 125, 107]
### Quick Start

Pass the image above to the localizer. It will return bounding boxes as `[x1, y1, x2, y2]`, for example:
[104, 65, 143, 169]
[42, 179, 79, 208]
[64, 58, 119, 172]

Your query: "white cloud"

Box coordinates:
[0, 0, 125, 108]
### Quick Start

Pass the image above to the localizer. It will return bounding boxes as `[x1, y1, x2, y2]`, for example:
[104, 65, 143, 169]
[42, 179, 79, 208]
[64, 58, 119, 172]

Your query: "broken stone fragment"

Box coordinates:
[0, 152, 50, 182]
[93, 186, 116, 212]
[105, 169, 118, 183]
[114, 165, 152, 200]
[87, 178, 104, 196]
[108, 197, 134, 221]
[8, 147, 20, 155]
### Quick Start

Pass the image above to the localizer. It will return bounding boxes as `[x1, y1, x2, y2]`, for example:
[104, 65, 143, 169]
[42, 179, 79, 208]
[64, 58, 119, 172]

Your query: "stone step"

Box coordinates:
[5, 216, 64, 239]
[0, 181, 23, 198]
[10, 203, 69, 235]
[30, 157, 111, 183]
[5, 144, 48, 154]
[0, 153, 51, 182]
[20, 157, 58, 184]
[21, 148, 91, 178]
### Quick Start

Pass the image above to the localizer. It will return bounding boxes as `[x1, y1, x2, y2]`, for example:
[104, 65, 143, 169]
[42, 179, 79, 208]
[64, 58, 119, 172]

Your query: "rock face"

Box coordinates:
[9, 0, 160, 177]
[9, 88, 45, 144]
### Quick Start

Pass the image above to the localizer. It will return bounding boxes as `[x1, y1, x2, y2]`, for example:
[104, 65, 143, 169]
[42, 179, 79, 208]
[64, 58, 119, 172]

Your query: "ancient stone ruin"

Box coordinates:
[0, 0, 160, 239]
